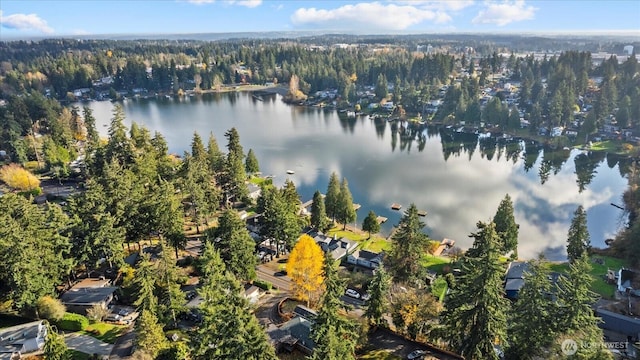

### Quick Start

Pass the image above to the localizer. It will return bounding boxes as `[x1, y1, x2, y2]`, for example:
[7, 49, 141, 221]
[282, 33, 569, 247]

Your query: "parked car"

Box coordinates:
[407, 349, 426, 360]
[345, 288, 360, 299]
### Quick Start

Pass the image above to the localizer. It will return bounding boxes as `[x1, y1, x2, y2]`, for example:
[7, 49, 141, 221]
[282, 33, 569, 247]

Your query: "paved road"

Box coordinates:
[65, 333, 114, 356]
[256, 265, 291, 292]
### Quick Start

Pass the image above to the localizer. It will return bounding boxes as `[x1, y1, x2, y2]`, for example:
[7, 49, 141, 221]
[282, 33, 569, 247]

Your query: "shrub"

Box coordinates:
[86, 304, 108, 323]
[253, 279, 272, 291]
[36, 296, 66, 322]
[0, 163, 40, 191]
[57, 312, 89, 331]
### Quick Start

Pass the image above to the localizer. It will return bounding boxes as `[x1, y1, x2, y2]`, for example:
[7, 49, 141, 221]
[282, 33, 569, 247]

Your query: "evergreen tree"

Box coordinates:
[207, 132, 225, 178]
[223, 127, 249, 203]
[566, 205, 590, 263]
[133, 253, 158, 314]
[208, 209, 257, 281]
[364, 265, 390, 327]
[311, 253, 358, 360]
[362, 210, 380, 239]
[68, 180, 125, 269]
[245, 148, 260, 174]
[337, 177, 356, 230]
[44, 325, 70, 360]
[191, 131, 208, 164]
[439, 222, 509, 360]
[135, 309, 169, 359]
[386, 204, 429, 283]
[492, 194, 519, 258]
[554, 254, 611, 359]
[194, 246, 277, 360]
[258, 184, 301, 253]
[506, 259, 558, 359]
[105, 104, 134, 166]
[157, 239, 185, 326]
[325, 172, 341, 223]
[310, 190, 330, 231]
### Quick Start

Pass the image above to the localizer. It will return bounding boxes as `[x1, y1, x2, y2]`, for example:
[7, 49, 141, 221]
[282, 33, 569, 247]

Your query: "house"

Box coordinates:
[243, 284, 261, 304]
[505, 261, 531, 300]
[314, 235, 358, 261]
[0, 321, 47, 358]
[346, 249, 384, 269]
[60, 287, 118, 315]
[268, 316, 315, 354]
[293, 305, 317, 321]
[595, 308, 640, 339]
[247, 183, 261, 200]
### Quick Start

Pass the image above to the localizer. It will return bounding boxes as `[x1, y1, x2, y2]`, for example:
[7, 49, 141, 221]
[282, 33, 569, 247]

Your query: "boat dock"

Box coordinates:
[353, 204, 361, 211]
[418, 210, 428, 217]
[391, 203, 402, 210]
[376, 216, 388, 224]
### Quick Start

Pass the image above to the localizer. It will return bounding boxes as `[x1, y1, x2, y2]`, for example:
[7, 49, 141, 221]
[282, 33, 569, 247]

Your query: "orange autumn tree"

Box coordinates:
[287, 234, 325, 307]
[0, 164, 40, 192]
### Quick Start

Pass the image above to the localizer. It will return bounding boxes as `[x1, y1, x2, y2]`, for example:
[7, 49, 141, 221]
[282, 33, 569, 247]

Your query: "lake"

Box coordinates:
[80, 92, 629, 260]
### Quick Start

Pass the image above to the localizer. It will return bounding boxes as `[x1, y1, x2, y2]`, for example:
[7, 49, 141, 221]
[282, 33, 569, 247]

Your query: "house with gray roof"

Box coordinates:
[60, 287, 118, 315]
[314, 234, 357, 261]
[0, 320, 47, 359]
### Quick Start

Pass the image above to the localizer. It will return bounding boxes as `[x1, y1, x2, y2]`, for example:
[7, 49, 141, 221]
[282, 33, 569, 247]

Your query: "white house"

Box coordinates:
[346, 249, 384, 269]
[0, 321, 47, 358]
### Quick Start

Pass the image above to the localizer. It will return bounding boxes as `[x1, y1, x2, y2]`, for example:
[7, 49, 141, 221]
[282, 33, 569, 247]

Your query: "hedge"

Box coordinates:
[57, 312, 89, 331]
[253, 279, 273, 291]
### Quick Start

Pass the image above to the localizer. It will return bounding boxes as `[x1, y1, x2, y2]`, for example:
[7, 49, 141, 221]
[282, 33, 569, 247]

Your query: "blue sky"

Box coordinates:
[1, 0, 639, 38]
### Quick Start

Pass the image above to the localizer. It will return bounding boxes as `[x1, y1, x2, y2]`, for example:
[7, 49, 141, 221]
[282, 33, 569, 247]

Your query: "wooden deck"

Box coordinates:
[418, 210, 428, 217]
[390, 203, 402, 210]
[376, 216, 388, 224]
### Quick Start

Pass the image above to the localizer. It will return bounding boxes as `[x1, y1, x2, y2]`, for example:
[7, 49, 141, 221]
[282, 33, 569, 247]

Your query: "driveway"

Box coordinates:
[109, 328, 136, 359]
[65, 333, 114, 356]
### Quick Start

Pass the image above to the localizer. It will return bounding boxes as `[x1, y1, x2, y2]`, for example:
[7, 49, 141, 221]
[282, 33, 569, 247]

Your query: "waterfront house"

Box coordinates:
[346, 249, 384, 269]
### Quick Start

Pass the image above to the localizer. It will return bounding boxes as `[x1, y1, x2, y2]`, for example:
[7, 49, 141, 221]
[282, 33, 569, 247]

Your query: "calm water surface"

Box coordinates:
[82, 92, 629, 260]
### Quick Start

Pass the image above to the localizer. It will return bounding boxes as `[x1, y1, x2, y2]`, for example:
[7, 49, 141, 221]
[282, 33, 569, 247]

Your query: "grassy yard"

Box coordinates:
[587, 140, 636, 155]
[430, 277, 448, 302]
[549, 255, 629, 299]
[81, 322, 127, 344]
[360, 237, 392, 252]
[420, 254, 451, 274]
[327, 226, 368, 241]
[358, 349, 403, 360]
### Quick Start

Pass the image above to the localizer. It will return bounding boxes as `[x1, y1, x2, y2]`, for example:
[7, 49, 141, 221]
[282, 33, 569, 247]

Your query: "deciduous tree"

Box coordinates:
[287, 235, 325, 307]
[0, 163, 40, 191]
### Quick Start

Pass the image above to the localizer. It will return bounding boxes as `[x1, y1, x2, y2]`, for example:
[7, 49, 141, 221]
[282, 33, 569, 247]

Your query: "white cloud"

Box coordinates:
[391, 0, 475, 11]
[472, 0, 537, 26]
[228, 0, 262, 8]
[0, 10, 54, 34]
[291, 2, 452, 31]
[185, 0, 262, 6]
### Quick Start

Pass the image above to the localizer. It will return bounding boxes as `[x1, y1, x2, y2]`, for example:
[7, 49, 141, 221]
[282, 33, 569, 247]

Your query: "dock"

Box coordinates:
[353, 204, 361, 211]
[418, 210, 428, 217]
[391, 203, 402, 210]
[376, 216, 388, 224]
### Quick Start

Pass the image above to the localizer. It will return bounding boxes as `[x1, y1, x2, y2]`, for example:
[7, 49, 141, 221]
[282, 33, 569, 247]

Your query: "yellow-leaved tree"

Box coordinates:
[287, 234, 325, 307]
[0, 163, 41, 191]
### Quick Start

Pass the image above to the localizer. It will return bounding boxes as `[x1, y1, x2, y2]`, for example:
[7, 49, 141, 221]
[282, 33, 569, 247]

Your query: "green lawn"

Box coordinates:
[249, 176, 268, 185]
[430, 277, 448, 302]
[549, 255, 629, 299]
[360, 237, 392, 252]
[81, 322, 127, 344]
[327, 227, 368, 241]
[587, 140, 636, 155]
[358, 349, 403, 360]
[420, 254, 451, 274]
